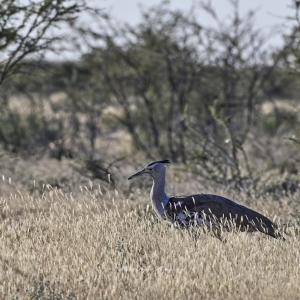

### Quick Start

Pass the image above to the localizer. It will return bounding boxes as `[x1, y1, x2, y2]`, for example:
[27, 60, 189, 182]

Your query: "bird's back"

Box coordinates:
[165, 193, 279, 239]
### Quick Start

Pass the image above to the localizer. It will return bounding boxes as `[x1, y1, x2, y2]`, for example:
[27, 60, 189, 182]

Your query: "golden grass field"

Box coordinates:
[0, 158, 299, 300]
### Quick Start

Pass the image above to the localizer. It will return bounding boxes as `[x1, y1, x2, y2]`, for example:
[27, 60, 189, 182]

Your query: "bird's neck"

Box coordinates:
[150, 170, 169, 218]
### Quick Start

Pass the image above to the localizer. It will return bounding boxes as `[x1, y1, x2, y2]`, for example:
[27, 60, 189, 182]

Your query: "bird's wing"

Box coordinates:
[165, 194, 278, 238]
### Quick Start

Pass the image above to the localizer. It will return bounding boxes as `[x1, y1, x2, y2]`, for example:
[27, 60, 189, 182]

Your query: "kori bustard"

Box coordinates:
[128, 160, 283, 239]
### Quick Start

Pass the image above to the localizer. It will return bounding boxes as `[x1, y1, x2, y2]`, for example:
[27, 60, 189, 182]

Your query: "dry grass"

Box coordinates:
[0, 173, 299, 299]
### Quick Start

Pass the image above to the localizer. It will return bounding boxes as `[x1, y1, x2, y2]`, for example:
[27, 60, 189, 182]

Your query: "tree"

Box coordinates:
[0, 0, 101, 152]
[77, 3, 203, 162]
[76, 0, 280, 189]
[0, 0, 100, 85]
[280, 1, 300, 168]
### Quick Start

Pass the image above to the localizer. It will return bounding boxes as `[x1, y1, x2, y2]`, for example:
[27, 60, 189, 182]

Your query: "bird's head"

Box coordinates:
[128, 160, 171, 180]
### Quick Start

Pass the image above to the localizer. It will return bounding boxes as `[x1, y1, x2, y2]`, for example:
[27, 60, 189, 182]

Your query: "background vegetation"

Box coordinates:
[0, 0, 300, 298]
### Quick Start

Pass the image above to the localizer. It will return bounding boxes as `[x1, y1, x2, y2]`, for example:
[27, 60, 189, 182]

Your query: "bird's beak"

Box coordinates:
[128, 169, 149, 180]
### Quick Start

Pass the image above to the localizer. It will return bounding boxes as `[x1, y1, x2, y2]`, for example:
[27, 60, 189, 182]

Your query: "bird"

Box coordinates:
[128, 160, 283, 240]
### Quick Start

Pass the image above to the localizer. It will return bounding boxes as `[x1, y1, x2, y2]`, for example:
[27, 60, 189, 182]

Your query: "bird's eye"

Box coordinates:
[148, 167, 153, 171]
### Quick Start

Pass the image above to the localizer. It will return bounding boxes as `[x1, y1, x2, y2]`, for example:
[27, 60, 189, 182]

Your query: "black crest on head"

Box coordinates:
[147, 160, 171, 167]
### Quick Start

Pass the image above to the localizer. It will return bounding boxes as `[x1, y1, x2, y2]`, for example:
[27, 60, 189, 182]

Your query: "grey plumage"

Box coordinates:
[128, 160, 283, 239]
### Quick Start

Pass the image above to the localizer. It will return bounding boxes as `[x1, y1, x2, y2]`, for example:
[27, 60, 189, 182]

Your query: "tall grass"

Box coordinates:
[0, 176, 299, 299]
